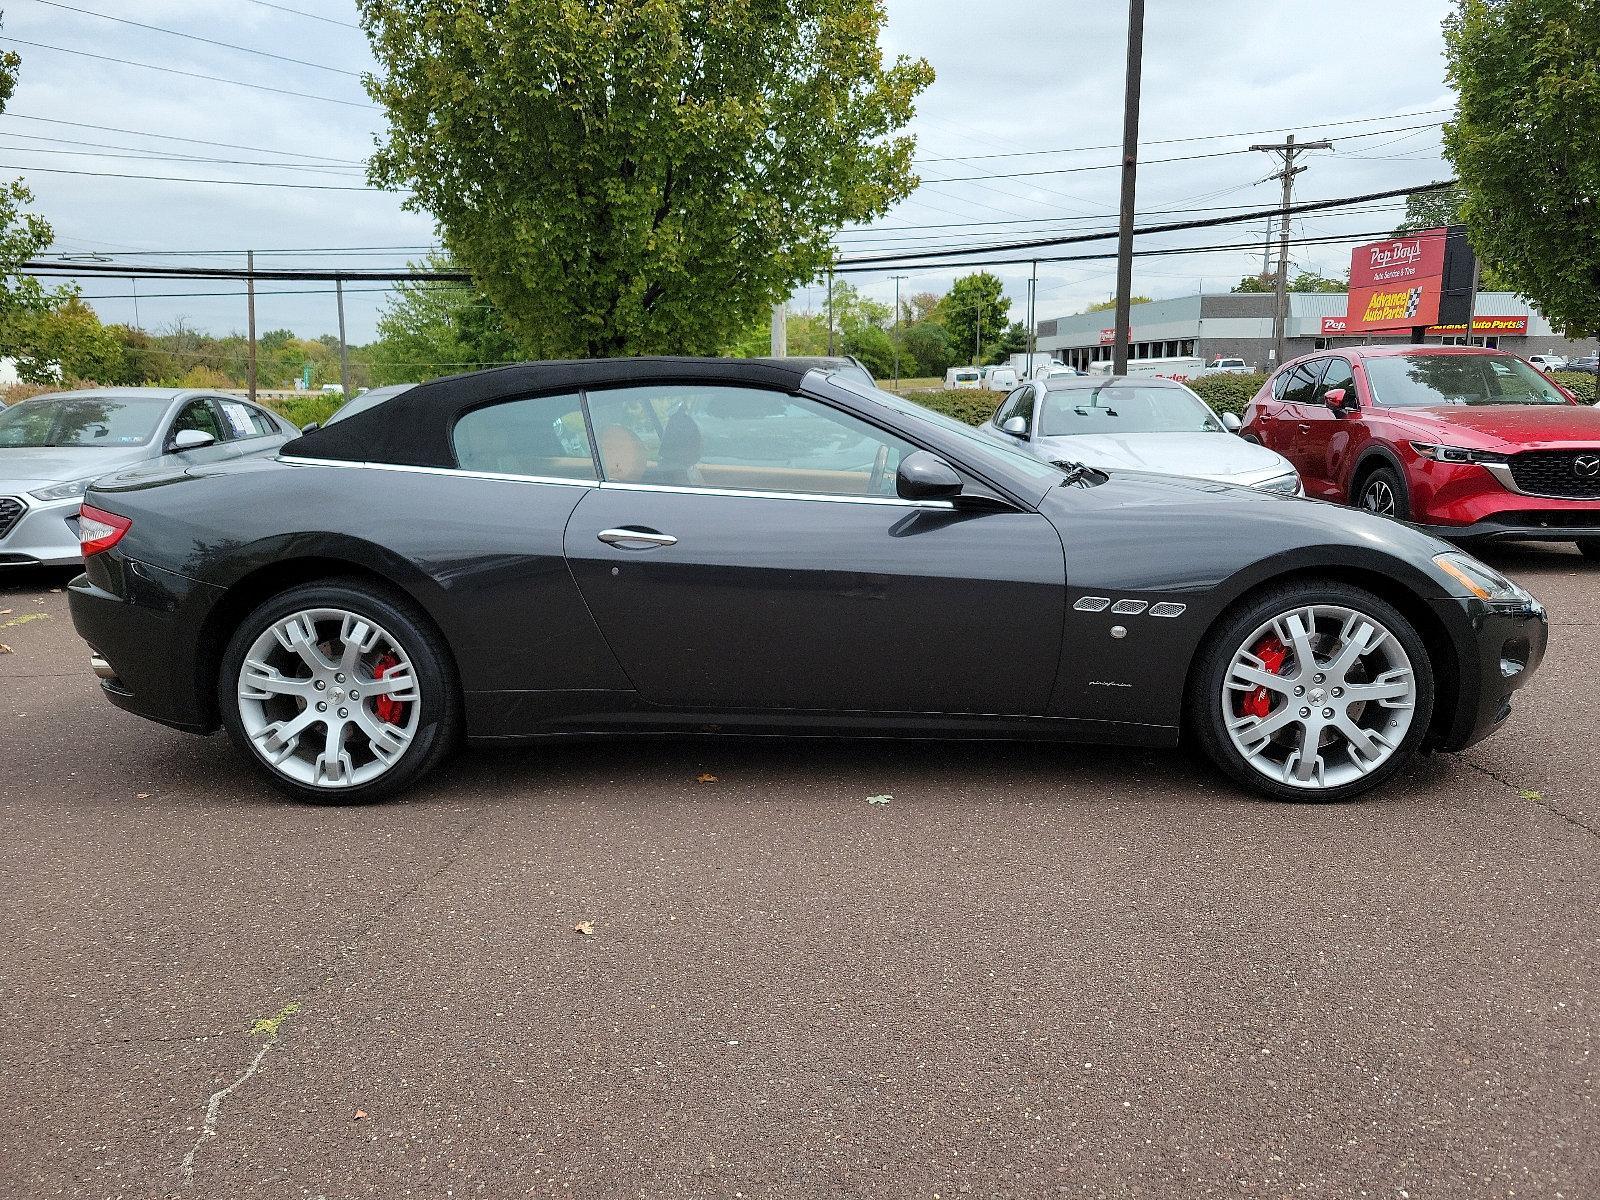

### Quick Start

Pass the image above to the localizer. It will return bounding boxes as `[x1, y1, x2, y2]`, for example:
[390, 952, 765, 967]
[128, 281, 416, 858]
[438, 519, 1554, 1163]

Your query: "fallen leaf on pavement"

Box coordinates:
[866, 794, 893, 805]
[696, 773, 718, 783]
[135, 793, 150, 799]
[574, 921, 595, 936]
[0, 645, 10, 655]
[354, 1109, 367, 1120]
[0, 608, 11, 615]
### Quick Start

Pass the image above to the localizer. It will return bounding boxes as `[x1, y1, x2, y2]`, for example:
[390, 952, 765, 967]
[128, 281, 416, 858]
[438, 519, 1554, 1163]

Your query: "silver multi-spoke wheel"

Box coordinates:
[1360, 478, 1397, 516]
[1222, 604, 1417, 791]
[236, 607, 422, 790]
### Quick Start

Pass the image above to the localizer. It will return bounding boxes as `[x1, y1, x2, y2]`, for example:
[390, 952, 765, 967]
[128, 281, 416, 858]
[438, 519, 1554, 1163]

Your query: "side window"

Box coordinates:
[215, 398, 274, 440]
[993, 385, 1035, 431]
[587, 384, 920, 498]
[1314, 358, 1356, 403]
[1271, 370, 1292, 401]
[452, 392, 595, 479]
[1280, 361, 1326, 407]
[170, 398, 223, 444]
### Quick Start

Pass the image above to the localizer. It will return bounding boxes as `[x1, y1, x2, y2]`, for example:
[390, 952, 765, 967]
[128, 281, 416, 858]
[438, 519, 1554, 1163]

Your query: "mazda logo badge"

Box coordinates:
[1576, 454, 1600, 479]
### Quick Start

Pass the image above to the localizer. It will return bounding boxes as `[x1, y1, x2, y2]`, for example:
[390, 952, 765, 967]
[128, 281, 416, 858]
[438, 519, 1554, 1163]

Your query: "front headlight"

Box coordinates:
[1256, 471, 1303, 496]
[1434, 551, 1536, 609]
[1411, 442, 1509, 465]
[28, 477, 95, 503]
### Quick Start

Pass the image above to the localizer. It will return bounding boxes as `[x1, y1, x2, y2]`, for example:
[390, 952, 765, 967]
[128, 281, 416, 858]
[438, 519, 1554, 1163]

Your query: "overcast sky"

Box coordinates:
[4, 0, 1456, 345]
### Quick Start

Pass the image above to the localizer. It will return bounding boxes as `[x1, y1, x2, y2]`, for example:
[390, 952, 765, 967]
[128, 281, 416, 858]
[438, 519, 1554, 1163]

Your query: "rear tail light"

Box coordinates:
[78, 504, 132, 557]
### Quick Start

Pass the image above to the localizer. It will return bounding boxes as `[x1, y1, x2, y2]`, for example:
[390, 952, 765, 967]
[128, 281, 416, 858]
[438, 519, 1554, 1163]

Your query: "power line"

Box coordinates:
[0, 162, 388, 191]
[25, 0, 365, 77]
[910, 110, 1450, 164]
[27, 262, 468, 281]
[1, 38, 375, 109]
[0, 140, 367, 174]
[834, 182, 1454, 267]
[914, 121, 1436, 185]
[1, 112, 363, 164]
[242, 0, 364, 31]
[831, 228, 1413, 276]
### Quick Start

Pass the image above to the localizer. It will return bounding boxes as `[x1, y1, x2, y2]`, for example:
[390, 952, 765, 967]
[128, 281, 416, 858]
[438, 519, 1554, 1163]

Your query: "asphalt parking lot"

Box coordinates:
[1, 547, 1595, 1199]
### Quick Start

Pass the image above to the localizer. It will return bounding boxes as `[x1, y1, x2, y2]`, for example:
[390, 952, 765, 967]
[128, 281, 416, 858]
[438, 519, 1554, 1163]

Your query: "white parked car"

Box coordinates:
[980, 365, 1019, 391]
[1033, 362, 1080, 382]
[944, 367, 982, 390]
[1527, 354, 1567, 372]
[979, 374, 1303, 495]
[1202, 357, 1251, 375]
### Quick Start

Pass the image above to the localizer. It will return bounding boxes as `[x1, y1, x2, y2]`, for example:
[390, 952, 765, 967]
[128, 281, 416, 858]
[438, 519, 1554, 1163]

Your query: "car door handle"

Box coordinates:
[597, 528, 679, 549]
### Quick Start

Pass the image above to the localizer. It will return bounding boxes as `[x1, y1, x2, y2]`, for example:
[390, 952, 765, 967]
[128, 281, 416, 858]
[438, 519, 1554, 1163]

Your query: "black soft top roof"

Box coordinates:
[283, 356, 815, 469]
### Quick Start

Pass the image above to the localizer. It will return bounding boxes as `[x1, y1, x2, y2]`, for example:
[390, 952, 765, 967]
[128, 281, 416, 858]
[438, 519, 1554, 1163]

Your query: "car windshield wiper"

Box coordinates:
[1051, 459, 1109, 487]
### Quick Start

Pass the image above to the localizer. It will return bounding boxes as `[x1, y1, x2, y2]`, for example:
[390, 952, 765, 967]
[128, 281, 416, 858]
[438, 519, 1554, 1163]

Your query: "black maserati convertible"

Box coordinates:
[68, 357, 1547, 804]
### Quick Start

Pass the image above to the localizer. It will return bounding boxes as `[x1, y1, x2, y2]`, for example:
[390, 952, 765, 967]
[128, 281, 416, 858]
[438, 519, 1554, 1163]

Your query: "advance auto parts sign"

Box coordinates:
[1343, 229, 1448, 333]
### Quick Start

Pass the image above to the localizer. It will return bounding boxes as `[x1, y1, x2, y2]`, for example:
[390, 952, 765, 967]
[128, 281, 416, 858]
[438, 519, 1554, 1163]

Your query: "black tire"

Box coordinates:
[1579, 542, 1600, 562]
[1188, 579, 1435, 803]
[1354, 464, 1410, 520]
[218, 579, 459, 804]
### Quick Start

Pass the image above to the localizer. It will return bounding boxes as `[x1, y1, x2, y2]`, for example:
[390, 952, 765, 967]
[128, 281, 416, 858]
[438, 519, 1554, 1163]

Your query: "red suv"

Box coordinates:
[1241, 346, 1600, 558]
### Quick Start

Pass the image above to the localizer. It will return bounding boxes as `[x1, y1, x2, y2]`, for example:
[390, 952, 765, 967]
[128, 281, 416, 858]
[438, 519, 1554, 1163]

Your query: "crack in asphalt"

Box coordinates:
[1465, 759, 1600, 843]
[178, 1039, 275, 1188]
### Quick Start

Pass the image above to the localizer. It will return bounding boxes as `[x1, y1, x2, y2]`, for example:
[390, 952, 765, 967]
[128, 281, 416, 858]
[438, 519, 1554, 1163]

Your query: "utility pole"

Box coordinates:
[335, 277, 352, 401]
[1250, 134, 1332, 369]
[1261, 218, 1274, 281]
[1028, 260, 1039, 363]
[1464, 255, 1481, 346]
[975, 299, 982, 367]
[245, 249, 258, 403]
[770, 301, 787, 357]
[890, 275, 908, 391]
[826, 270, 835, 356]
[1112, 0, 1146, 376]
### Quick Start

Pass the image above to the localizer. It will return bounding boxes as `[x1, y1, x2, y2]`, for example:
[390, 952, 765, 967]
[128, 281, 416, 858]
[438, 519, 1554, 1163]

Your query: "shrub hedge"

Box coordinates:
[262, 393, 343, 429]
[1551, 371, 1597, 403]
[904, 389, 1000, 426]
[1185, 372, 1269, 416]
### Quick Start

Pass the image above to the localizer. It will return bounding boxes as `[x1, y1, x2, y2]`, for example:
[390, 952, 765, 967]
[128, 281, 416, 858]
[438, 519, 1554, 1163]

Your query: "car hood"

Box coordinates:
[0, 445, 151, 490]
[1031, 431, 1294, 483]
[1382, 403, 1600, 450]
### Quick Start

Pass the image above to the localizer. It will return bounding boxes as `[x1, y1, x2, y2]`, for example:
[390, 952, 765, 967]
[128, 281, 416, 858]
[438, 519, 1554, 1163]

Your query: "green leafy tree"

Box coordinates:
[1288, 270, 1348, 294]
[1082, 294, 1153, 312]
[368, 257, 520, 384]
[1231, 275, 1273, 294]
[942, 273, 1010, 365]
[1393, 185, 1466, 234]
[0, 35, 79, 376]
[900, 319, 952, 378]
[359, 0, 933, 358]
[991, 320, 1029, 365]
[8, 298, 126, 383]
[1444, 0, 1600, 338]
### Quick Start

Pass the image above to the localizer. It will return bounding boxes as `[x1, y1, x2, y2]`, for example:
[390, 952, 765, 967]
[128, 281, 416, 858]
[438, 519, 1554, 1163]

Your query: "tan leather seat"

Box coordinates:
[598, 425, 650, 482]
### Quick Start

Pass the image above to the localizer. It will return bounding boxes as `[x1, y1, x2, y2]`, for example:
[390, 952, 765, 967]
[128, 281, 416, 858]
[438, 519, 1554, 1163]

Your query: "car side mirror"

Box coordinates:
[170, 429, 216, 452]
[1000, 416, 1029, 437]
[1221, 412, 1243, 433]
[300, 422, 320, 434]
[896, 451, 964, 501]
[1324, 388, 1357, 415]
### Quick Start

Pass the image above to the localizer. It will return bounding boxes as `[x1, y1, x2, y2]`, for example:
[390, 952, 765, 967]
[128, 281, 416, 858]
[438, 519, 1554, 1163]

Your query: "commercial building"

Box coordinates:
[1034, 291, 1590, 373]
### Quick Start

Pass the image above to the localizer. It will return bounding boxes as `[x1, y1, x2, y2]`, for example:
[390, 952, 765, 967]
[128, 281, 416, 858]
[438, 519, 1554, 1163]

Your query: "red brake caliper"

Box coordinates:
[1239, 635, 1289, 719]
[371, 653, 405, 725]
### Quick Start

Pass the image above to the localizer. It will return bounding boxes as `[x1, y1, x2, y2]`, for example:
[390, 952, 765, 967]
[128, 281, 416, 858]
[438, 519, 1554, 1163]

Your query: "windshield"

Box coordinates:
[1039, 383, 1224, 436]
[1364, 353, 1571, 407]
[827, 375, 1062, 485]
[0, 394, 167, 448]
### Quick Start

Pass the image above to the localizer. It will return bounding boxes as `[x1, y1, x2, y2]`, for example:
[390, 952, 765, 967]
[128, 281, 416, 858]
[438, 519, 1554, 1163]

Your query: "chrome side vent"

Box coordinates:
[1074, 596, 1112, 613]
[1110, 599, 1149, 615]
[1150, 602, 1188, 618]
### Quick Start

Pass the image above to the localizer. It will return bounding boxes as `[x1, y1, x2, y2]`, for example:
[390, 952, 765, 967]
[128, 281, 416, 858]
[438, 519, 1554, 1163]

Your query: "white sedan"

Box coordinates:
[979, 374, 1303, 494]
